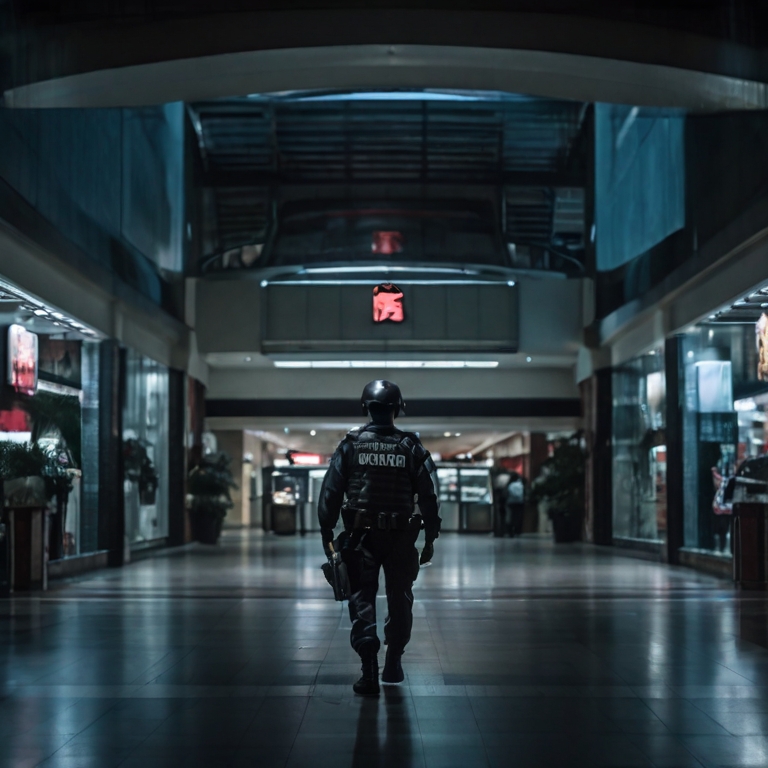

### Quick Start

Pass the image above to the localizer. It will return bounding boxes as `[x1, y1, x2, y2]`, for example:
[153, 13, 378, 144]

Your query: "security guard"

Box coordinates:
[318, 380, 441, 695]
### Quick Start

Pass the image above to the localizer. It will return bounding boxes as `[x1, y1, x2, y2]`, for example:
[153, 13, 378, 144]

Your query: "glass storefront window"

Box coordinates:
[681, 328, 739, 556]
[612, 348, 667, 542]
[123, 350, 169, 547]
[0, 337, 102, 560]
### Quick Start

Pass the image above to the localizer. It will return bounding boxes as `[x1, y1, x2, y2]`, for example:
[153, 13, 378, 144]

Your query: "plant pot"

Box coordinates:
[189, 495, 228, 545]
[550, 511, 582, 543]
[189, 510, 223, 545]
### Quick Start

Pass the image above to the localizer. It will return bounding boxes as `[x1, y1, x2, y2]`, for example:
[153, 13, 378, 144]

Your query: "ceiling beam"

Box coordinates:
[201, 169, 585, 188]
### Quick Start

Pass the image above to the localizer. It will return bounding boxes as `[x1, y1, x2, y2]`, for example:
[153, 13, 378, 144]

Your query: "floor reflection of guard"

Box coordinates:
[318, 380, 441, 696]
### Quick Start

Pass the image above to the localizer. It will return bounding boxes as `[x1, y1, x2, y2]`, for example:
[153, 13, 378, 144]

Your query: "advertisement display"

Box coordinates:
[372, 283, 404, 323]
[7, 324, 38, 396]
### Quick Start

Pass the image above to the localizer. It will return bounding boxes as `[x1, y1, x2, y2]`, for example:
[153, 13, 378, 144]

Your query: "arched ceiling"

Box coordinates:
[4, 9, 768, 109]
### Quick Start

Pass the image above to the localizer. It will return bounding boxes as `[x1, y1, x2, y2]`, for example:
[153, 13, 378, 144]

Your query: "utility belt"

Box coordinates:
[349, 508, 419, 532]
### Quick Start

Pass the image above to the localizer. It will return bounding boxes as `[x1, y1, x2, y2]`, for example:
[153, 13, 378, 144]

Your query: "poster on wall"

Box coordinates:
[7, 324, 38, 396]
[757, 313, 768, 381]
[372, 283, 404, 323]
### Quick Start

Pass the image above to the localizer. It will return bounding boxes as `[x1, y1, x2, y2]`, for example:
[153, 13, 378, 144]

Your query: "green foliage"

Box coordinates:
[529, 432, 586, 515]
[0, 441, 73, 499]
[188, 452, 238, 520]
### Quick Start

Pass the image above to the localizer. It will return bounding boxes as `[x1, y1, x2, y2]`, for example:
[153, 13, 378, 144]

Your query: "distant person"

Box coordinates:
[505, 472, 526, 537]
[318, 380, 441, 695]
[492, 470, 511, 538]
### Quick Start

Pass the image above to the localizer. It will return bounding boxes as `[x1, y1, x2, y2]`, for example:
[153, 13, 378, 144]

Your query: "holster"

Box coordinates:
[321, 553, 351, 601]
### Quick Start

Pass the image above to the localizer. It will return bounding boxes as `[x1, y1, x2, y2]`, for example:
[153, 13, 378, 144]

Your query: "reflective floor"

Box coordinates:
[3, 532, 768, 767]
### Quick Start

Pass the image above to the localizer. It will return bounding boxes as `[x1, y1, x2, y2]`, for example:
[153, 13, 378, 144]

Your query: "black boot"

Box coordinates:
[381, 647, 404, 684]
[353, 649, 380, 696]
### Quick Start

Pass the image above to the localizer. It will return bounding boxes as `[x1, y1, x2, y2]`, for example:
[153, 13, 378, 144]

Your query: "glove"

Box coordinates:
[419, 540, 434, 565]
[321, 528, 335, 559]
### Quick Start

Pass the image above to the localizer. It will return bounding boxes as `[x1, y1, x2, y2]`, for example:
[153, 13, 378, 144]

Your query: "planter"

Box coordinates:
[4, 476, 47, 509]
[550, 511, 582, 543]
[189, 510, 223, 545]
[188, 495, 228, 544]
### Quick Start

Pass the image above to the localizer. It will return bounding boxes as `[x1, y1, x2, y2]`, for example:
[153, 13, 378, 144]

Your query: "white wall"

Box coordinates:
[206, 365, 579, 401]
[196, 276, 584, 359]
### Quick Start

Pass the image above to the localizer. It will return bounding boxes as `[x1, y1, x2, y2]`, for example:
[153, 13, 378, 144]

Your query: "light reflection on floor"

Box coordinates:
[0, 531, 767, 767]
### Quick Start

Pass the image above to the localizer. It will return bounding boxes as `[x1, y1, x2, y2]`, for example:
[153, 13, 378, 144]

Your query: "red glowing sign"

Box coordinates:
[371, 230, 404, 255]
[373, 283, 404, 323]
[7, 325, 38, 396]
[291, 453, 322, 466]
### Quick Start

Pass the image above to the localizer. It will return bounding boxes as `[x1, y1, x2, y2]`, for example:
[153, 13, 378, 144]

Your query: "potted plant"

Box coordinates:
[0, 441, 72, 508]
[187, 452, 237, 544]
[529, 432, 586, 543]
[0, 441, 75, 589]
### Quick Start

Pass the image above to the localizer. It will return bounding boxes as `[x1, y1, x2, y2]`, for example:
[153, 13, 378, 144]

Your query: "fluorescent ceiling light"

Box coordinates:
[302, 266, 478, 275]
[274, 360, 498, 369]
[268, 279, 505, 286]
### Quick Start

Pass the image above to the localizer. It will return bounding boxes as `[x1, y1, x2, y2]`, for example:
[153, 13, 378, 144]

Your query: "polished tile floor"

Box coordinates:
[2, 532, 768, 767]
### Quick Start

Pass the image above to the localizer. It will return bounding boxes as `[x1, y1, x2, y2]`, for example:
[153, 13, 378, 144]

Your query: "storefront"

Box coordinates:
[0, 281, 104, 573]
[123, 350, 171, 551]
[611, 346, 667, 550]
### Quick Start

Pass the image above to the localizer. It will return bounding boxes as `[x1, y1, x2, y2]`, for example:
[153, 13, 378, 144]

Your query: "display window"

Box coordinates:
[612, 348, 667, 543]
[123, 350, 169, 547]
[679, 327, 745, 557]
[0, 333, 101, 561]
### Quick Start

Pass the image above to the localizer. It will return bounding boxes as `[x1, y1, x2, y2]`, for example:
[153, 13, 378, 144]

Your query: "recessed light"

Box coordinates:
[310, 430, 316, 436]
[244, 356, 252, 362]
[443, 432, 451, 437]
[687, 351, 694, 359]
[526, 356, 532, 363]
[273, 360, 499, 369]
[455, 433, 461, 437]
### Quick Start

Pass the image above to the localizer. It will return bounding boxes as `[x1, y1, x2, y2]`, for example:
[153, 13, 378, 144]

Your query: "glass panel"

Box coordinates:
[123, 350, 169, 546]
[459, 468, 492, 504]
[268, 202, 506, 267]
[612, 348, 667, 542]
[681, 330, 736, 555]
[436, 467, 459, 502]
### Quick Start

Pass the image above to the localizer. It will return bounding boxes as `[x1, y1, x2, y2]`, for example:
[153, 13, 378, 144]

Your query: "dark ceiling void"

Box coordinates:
[190, 91, 588, 277]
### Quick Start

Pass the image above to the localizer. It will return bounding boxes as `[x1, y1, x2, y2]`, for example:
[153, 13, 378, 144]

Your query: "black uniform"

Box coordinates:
[318, 423, 441, 656]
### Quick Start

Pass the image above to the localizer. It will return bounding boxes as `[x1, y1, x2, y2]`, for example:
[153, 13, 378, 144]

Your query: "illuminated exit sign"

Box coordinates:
[373, 283, 404, 323]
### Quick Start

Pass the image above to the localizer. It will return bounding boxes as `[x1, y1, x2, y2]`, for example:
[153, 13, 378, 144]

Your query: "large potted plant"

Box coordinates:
[530, 432, 586, 543]
[0, 441, 74, 589]
[187, 452, 237, 544]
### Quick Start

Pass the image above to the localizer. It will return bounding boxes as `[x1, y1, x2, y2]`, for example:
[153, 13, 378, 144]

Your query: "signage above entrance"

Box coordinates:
[373, 283, 404, 323]
[7, 324, 38, 396]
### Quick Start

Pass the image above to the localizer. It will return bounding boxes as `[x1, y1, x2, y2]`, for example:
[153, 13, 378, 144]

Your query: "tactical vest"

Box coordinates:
[345, 429, 416, 516]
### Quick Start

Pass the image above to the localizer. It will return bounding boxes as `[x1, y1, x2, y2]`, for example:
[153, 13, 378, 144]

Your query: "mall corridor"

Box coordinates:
[1, 533, 767, 768]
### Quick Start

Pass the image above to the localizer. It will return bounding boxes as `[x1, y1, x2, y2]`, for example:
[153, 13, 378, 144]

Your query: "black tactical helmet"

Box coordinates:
[361, 379, 406, 418]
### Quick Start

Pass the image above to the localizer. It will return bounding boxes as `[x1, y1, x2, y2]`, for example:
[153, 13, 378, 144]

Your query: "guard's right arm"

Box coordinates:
[317, 441, 351, 550]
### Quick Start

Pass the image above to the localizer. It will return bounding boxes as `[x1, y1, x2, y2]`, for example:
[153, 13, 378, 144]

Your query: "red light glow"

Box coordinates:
[373, 283, 404, 323]
[291, 453, 322, 465]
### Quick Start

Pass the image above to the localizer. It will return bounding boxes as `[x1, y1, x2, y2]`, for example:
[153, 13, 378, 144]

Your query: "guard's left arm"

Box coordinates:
[414, 446, 441, 544]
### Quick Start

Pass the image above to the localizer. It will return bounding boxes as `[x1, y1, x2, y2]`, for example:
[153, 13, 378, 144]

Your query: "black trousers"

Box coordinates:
[342, 527, 420, 656]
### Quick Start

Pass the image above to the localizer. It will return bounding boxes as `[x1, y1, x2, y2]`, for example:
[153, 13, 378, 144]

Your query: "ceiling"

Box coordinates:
[189, 91, 587, 275]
